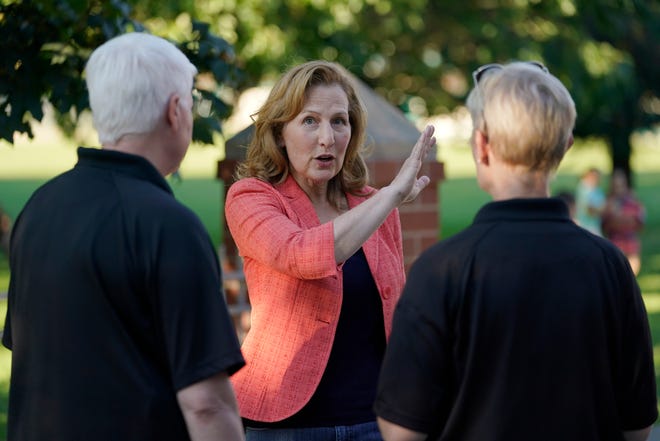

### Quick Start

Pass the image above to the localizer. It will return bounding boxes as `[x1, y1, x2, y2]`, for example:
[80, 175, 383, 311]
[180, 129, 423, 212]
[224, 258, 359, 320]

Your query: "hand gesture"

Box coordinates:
[389, 125, 436, 204]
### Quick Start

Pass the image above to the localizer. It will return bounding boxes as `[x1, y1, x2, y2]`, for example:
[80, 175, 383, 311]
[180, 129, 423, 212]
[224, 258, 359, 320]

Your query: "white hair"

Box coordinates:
[85, 32, 198, 145]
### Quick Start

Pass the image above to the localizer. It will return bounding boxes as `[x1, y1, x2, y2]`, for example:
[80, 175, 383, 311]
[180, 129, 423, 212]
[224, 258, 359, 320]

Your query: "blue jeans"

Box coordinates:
[245, 421, 383, 441]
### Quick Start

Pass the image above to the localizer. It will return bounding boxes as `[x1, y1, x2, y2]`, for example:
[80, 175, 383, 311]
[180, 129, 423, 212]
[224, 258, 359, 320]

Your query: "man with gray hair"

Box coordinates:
[3, 32, 245, 440]
[374, 61, 656, 441]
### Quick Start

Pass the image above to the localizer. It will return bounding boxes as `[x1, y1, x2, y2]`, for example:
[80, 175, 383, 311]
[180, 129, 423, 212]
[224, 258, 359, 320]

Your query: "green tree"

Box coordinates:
[573, 0, 660, 182]
[0, 0, 240, 145]
[4, 0, 658, 178]
[177, 0, 658, 178]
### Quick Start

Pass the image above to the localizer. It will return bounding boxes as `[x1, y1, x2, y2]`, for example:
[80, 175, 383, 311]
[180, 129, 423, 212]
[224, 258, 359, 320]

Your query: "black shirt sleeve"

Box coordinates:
[374, 254, 456, 435]
[154, 207, 245, 391]
[619, 268, 658, 429]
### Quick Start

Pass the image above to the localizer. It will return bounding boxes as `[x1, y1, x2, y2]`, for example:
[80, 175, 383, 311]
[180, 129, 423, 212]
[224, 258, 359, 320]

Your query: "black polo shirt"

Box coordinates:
[3, 147, 245, 441]
[375, 198, 657, 440]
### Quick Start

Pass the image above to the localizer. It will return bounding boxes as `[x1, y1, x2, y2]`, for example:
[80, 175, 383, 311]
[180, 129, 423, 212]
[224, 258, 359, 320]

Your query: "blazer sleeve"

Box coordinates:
[225, 178, 338, 280]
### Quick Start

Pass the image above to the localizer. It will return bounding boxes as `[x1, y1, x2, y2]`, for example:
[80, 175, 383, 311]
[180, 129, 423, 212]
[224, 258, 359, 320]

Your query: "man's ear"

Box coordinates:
[166, 94, 181, 130]
[474, 129, 490, 166]
[565, 133, 574, 152]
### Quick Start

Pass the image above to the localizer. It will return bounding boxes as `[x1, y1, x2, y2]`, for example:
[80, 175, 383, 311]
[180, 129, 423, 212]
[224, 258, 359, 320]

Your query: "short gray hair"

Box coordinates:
[85, 32, 198, 145]
[466, 62, 576, 172]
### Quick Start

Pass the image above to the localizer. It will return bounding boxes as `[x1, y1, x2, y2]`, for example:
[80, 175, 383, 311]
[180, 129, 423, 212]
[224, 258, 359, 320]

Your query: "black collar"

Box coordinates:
[474, 198, 571, 224]
[75, 147, 173, 195]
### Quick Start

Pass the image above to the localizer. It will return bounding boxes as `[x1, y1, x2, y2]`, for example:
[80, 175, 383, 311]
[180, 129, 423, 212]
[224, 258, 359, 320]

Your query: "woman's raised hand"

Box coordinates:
[388, 125, 436, 204]
[332, 125, 436, 262]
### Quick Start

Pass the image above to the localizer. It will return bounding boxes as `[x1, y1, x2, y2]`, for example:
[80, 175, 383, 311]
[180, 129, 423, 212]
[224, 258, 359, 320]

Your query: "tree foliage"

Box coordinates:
[572, 0, 660, 179]
[0, 0, 240, 145]
[2, 0, 659, 177]
[193, 0, 659, 176]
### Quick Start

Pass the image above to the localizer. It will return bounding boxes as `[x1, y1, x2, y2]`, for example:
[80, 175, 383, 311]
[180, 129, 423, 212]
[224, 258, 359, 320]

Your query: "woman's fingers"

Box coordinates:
[391, 124, 436, 204]
[411, 125, 436, 171]
[409, 125, 435, 167]
[403, 176, 431, 203]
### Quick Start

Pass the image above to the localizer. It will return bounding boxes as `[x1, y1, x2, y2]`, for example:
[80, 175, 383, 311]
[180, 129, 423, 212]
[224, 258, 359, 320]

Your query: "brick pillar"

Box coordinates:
[368, 160, 445, 271]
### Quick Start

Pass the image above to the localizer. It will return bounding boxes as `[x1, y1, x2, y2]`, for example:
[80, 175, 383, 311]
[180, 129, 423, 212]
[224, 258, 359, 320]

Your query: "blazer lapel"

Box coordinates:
[276, 177, 381, 265]
[275, 176, 321, 228]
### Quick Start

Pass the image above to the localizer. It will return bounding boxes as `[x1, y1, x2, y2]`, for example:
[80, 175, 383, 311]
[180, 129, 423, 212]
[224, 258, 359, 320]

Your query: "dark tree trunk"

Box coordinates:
[607, 129, 633, 188]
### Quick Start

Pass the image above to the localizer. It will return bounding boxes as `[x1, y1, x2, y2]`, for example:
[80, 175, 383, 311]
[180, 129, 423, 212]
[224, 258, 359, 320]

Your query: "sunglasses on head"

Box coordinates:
[472, 61, 549, 85]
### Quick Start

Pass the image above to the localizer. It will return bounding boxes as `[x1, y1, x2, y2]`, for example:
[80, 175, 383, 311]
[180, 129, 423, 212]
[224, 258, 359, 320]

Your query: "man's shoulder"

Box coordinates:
[420, 223, 489, 259]
[409, 224, 488, 283]
[105, 173, 203, 232]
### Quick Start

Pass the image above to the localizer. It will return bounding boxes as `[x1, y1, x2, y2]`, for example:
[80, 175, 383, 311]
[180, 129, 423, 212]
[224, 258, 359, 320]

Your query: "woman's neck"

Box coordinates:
[296, 180, 347, 223]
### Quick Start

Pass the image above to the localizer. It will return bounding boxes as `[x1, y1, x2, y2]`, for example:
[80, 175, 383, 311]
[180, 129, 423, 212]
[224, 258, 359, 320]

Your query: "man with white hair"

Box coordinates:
[3, 32, 245, 441]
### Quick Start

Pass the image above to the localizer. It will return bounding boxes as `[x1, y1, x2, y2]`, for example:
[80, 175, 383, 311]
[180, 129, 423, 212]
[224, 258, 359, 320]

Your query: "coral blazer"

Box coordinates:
[225, 176, 405, 422]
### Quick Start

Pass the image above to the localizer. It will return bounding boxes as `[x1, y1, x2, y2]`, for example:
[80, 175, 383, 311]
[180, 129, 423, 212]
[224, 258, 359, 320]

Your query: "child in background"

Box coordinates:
[602, 169, 646, 275]
[575, 168, 606, 235]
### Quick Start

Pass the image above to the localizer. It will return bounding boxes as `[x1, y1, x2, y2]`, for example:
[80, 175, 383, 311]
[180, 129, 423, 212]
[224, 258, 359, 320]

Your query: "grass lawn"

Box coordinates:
[0, 136, 659, 437]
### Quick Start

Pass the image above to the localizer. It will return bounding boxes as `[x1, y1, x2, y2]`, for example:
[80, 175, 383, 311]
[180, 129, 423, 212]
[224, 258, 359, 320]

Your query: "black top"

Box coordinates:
[246, 247, 386, 428]
[3, 147, 245, 441]
[375, 198, 657, 440]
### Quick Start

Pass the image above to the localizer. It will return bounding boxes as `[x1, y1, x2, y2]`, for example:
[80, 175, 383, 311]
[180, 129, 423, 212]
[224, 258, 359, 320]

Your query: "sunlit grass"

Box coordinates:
[0, 137, 226, 180]
[644, 294, 660, 314]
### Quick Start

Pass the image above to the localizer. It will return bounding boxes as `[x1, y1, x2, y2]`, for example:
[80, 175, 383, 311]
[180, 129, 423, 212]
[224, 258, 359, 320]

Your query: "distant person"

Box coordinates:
[224, 60, 435, 440]
[575, 167, 606, 235]
[374, 61, 657, 441]
[0, 205, 11, 257]
[3, 32, 245, 441]
[602, 168, 646, 275]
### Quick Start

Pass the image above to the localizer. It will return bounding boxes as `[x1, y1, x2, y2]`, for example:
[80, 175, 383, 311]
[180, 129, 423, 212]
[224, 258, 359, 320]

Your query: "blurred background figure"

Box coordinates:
[0, 206, 11, 258]
[602, 168, 646, 275]
[575, 167, 605, 235]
